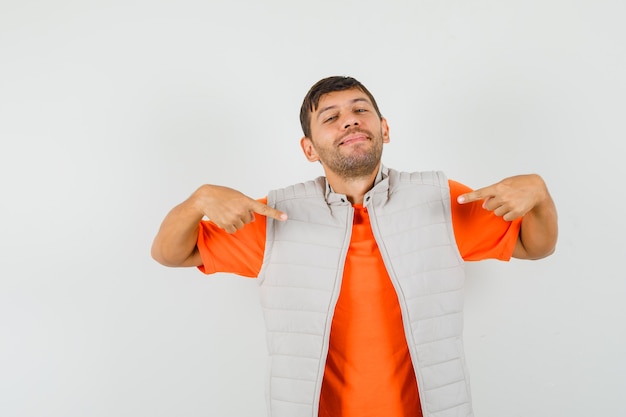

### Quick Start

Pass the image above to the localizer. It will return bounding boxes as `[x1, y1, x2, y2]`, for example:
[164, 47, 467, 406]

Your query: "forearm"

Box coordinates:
[514, 189, 558, 260]
[152, 184, 284, 267]
[151, 196, 204, 267]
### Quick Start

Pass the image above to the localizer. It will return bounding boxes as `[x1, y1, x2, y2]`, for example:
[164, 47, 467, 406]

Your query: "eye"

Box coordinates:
[355, 108, 367, 113]
[324, 115, 338, 123]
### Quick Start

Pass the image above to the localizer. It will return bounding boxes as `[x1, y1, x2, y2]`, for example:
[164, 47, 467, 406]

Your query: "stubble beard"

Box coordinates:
[319, 129, 384, 180]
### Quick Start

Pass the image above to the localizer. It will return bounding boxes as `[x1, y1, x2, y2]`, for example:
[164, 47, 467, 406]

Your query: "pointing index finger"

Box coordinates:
[457, 185, 493, 204]
[250, 200, 288, 221]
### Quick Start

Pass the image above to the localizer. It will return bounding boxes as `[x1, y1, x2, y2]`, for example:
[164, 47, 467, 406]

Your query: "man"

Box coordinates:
[151, 76, 558, 417]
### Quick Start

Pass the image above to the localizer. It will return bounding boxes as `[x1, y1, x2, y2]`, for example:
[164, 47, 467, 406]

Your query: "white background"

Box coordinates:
[1, 1, 625, 416]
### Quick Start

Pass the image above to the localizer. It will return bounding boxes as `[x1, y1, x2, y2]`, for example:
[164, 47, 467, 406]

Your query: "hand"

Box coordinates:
[456, 174, 549, 221]
[191, 185, 287, 233]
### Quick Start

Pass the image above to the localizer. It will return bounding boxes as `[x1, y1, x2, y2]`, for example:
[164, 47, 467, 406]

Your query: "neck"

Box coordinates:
[325, 164, 381, 205]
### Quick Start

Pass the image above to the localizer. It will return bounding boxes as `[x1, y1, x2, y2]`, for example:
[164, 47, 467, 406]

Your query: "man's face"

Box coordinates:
[300, 88, 390, 179]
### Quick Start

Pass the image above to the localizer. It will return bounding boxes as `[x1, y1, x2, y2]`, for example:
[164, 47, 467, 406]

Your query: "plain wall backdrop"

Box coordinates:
[1, 0, 625, 416]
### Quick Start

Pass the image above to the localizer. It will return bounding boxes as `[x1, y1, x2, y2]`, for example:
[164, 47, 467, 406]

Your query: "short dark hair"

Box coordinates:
[299, 76, 383, 138]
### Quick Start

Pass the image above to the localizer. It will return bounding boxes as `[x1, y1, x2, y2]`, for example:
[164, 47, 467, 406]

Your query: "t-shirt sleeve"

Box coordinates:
[196, 198, 268, 277]
[449, 180, 521, 261]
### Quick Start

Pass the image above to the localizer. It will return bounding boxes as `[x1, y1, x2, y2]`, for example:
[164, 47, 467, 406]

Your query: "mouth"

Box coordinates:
[338, 132, 369, 146]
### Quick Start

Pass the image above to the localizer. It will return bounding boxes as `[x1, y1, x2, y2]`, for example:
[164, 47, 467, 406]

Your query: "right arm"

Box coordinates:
[151, 184, 287, 268]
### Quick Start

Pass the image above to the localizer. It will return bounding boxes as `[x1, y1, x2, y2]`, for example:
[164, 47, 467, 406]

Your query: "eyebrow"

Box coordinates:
[316, 97, 371, 120]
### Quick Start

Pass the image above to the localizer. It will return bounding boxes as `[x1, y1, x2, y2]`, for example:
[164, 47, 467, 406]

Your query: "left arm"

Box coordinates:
[457, 174, 558, 260]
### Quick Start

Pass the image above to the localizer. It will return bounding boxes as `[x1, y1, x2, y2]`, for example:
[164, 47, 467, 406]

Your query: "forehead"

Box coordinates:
[315, 88, 372, 112]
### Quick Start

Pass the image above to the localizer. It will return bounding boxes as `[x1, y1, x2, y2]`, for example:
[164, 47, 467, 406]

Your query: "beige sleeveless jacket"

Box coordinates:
[258, 167, 473, 417]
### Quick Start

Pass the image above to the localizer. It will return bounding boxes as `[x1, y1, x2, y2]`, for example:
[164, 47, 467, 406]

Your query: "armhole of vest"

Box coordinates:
[437, 170, 465, 264]
[257, 190, 276, 285]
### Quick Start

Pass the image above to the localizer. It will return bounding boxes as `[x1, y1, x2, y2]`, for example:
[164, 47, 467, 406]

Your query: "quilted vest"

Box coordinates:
[258, 166, 473, 417]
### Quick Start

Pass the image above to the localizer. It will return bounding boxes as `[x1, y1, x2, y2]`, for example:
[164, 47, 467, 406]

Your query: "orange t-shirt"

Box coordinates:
[197, 180, 521, 417]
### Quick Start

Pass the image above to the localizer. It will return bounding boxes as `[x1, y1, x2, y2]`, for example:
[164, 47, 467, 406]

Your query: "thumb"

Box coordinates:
[250, 200, 288, 221]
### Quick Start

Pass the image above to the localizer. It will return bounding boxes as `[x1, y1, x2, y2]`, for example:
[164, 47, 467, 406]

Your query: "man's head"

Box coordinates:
[299, 76, 383, 138]
[299, 76, 390, 181]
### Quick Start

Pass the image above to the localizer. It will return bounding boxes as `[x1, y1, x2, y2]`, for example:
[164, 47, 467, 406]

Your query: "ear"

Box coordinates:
[381, 117, 390, 144]
[300, 137, 320, 162]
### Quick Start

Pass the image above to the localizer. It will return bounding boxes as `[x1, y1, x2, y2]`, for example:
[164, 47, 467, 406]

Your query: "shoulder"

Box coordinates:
[268, 177, 326, 205]
[387, 168, 449, 189]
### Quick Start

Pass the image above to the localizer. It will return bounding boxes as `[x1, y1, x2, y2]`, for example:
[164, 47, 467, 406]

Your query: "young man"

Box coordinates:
[151, 76, 558, 417]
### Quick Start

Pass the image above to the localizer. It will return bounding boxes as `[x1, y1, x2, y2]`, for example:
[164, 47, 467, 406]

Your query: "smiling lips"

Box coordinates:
[339, 132, 369, 146]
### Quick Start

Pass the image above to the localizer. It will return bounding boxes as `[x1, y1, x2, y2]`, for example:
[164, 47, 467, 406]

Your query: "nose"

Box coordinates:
[343, 118, 359, 129]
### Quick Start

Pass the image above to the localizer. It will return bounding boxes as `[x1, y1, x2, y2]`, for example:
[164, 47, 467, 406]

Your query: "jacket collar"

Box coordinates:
[323, 165, 390, 205]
